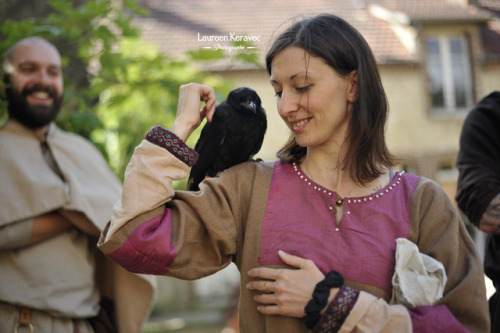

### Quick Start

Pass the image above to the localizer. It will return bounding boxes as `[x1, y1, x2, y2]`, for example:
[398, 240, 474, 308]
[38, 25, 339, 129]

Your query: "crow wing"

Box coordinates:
[187, 104, 230, 191]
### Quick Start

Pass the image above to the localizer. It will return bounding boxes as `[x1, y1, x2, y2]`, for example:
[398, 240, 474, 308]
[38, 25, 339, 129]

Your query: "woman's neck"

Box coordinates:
[300, 151, 390, 198]
[301, 153, 352, 195]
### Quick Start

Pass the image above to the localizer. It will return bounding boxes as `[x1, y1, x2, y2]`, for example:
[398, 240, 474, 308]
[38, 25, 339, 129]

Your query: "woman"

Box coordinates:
[98, 14, 489, 332]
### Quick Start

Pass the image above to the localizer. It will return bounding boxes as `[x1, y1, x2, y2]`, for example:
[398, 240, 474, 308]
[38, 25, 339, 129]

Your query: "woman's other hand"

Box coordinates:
[247, 250, 330, 317]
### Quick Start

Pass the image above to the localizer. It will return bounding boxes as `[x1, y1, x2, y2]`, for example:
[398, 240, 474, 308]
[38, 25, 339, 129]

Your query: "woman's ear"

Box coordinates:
[347, 70, 358, 103]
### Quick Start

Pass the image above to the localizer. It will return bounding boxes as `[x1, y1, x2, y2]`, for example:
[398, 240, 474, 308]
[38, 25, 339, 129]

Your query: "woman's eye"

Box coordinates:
[274, 91, 282, 98]
[296, 85, 310, 93]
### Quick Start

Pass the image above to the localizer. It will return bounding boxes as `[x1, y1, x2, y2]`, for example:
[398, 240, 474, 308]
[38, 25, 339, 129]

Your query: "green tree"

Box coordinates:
[1, 0, 256, 180]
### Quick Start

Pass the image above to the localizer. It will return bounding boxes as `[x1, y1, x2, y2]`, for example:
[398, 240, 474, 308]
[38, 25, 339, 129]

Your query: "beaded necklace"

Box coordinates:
[292, 162, 353, 206]
[293, 162, 405, 206]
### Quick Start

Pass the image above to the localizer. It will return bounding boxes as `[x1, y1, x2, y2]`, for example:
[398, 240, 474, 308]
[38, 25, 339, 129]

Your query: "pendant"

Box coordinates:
[335, 197, 344, 206]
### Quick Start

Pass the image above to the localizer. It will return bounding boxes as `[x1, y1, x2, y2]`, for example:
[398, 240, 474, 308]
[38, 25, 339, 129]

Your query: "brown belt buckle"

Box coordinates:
[14, 307, 34, 333]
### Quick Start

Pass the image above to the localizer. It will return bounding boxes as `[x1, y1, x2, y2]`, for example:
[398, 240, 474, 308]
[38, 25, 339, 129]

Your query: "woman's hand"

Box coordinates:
[170, 83, 218, 142]
[247, 250, 328, 318]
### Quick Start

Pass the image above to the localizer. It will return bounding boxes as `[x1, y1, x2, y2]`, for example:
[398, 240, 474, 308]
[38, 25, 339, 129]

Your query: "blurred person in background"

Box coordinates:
[456, 91, 500, 333]
[0, 36, 155, 333]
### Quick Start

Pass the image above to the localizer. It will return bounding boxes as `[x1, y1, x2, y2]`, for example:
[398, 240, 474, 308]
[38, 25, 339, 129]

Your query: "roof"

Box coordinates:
[369, 0, 491, 23]
[134, 0, 499, 69]
[471, 0, 500, 58]
[475, 0, 500, 12]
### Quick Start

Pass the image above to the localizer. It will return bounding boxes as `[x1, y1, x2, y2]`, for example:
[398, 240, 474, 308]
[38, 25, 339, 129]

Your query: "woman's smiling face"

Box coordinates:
[270, 46, 357, 151]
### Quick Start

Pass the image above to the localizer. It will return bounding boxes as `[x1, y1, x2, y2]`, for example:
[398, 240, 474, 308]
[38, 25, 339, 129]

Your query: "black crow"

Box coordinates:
[187, 87, 267, 191]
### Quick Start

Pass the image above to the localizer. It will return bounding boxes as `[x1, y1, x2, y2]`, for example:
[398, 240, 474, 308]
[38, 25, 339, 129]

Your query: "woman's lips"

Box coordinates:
[291, 117, 311, 132]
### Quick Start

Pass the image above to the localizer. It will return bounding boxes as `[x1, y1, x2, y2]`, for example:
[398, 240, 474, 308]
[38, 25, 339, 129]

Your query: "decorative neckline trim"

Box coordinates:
[292, 162, 405, 205]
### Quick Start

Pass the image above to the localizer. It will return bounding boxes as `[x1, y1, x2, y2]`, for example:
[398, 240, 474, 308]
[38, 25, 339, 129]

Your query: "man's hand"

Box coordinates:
[29, 211, 71, 245]
[59, 210, 100, 237]
[480, 193, 500, 234]
[29, 210, 99, 246]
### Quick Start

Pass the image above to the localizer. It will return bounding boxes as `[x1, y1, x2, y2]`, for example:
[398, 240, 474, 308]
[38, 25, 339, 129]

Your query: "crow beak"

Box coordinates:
[242, 100, 257, 113]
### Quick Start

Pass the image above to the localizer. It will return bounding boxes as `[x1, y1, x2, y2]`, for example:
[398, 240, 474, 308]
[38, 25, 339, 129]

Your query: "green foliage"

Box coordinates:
[0, 0, 258, 180]
[90, 37, 233, 176]
[188, 48, 226, 61]
[230, 39, 261, 67]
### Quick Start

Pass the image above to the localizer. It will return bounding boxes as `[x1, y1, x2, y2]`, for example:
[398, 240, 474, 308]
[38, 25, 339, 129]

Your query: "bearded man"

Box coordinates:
[0, 37, 155, 333]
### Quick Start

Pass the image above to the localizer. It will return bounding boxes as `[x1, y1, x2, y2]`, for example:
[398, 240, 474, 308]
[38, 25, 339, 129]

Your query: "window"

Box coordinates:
[425, 36, 473, 114]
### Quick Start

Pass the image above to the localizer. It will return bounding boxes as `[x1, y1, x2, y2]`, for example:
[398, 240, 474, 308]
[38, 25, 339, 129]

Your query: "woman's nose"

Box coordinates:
[278, 89, 299, 118]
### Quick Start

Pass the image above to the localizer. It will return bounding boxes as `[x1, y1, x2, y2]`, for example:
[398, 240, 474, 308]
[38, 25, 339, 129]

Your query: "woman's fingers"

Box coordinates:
[246, 279, 274, 293]
[248, 266, 279, 281]
[177, 83, 216, 120]
[203, 100, 219, 123]
[278, 250, 312, 269]
[247, 250, 321, 281]
[254, 291, 309, 317]
[171, 83, 217, 141]
[196, 84, 217, 120]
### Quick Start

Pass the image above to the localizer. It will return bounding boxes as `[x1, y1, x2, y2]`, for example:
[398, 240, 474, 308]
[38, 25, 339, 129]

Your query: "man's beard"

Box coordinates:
[6, 84, 63, 129]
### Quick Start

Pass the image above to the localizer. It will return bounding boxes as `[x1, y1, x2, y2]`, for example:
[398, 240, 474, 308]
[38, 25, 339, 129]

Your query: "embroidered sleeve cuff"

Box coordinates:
[313, 285, 360, 333]
[145, 125, 199, 167]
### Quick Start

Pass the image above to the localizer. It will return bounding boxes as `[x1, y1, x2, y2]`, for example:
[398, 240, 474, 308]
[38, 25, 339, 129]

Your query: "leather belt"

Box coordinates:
[13, 306, 81, 333]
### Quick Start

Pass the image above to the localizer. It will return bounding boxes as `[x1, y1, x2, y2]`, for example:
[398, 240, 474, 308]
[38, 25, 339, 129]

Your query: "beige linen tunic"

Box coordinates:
[0, 120, 155, 333]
